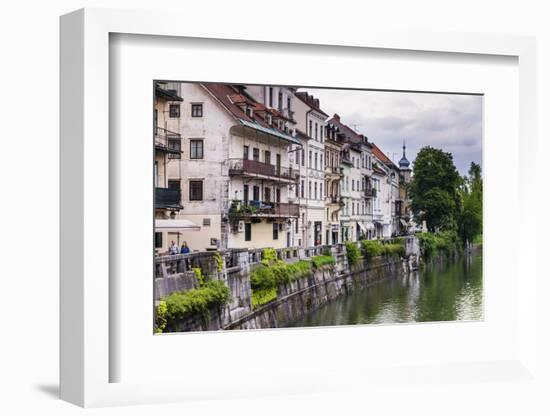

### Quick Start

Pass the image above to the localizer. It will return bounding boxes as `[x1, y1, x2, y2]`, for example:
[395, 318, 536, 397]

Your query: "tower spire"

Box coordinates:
[399, 139, 410, 169]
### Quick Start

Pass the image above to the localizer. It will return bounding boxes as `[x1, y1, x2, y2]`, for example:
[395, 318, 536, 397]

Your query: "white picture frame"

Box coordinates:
[60, 8, 538, 408]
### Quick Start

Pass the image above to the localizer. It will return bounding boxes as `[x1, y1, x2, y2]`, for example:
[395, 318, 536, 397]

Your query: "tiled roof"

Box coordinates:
[295, 91, 329, 117]
[201, 83, 296, 140]
[371, 142, 398, 170]
[326, 114, 362, 145]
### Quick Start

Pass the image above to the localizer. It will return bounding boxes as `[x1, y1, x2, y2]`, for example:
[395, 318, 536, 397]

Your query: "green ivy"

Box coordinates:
[193, 267, 206, 286]
[163, 280, 231, 329]
[214, 251, 223, 272]
[155, 300, 167, 334]
[251, 287, 277, 308]
[311, 254, 335, 268]
[345, 241, 360, 266]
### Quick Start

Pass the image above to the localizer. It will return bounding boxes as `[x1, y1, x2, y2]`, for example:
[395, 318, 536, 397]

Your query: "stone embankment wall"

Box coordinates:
[225, 254, 416, 330]
[156, 237, 421, 332]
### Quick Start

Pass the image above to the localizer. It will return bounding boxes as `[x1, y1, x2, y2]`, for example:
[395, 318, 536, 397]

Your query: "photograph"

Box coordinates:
[153, 81, 483, 333]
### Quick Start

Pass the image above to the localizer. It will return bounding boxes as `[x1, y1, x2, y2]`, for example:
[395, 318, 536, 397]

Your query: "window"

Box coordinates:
[253, 148, 260, 161]
[168, 179, 180, 190]
[278, 91, 283, 111]
[189, 139, 204, 159]
[269, 87, 273, 107]
[295, 219, 299, 234]
[309, 151, 312, 168]
[309, 181, 312, 199]
[314, 153, 318, 170]
[273, 223, 279, 240]
[155, 232, 163, 248]
[203, 218, 211, 226]
[191, 103, 203, 117]
[301, 180, 305, 198]
[189, 180, 203, 201]
[309, 120, 313, 136]
[287, 96, 291, 114]
[320, 126, 323, 142]
[320, 183, 323, 200]
[264, 187, 271, 202]
[169, 104, 180, 118]
[243, 145, 249, 160]
[167, 139, 181, 159]
[301, 148, 305, 166]
[314, 183, 318, 200]
[320, 155, 323, 170]
[315, 123, 318, 139]
[264, 150, 271, 165]
[245, 223, 252, 241]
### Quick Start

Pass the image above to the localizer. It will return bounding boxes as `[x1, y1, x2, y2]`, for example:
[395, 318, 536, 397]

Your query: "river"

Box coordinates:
[288, 250, 483, 328]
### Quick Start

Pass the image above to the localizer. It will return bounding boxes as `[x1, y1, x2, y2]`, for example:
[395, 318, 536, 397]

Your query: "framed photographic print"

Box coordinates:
[60, 7, 539, 409]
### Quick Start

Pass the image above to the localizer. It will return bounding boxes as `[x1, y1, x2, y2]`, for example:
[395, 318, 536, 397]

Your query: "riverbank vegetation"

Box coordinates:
[345, 241, 360, 266]
[409, 147, 483, 248]
[156, 279, 231, 332]
[361, 239, 405, 260]
[250, 249, 336, 308]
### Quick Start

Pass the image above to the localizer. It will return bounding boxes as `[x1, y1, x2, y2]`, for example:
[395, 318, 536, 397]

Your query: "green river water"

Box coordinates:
[288, 250, 483, 328]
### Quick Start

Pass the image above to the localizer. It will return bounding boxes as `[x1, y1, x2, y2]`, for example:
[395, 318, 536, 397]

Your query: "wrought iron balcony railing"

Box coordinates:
[155, 187, 182, 210]
[229, 200, 299, 218]
[228, 158, 299, 182]
[155, 127, 182, 157]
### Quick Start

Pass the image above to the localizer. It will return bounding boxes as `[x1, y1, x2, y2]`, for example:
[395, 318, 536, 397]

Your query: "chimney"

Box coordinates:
[333, 113, 340, 121]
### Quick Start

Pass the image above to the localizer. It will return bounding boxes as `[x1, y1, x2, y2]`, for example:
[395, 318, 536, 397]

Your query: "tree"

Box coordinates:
[409, 146, 461, 232]
[458, 162, 483, 246]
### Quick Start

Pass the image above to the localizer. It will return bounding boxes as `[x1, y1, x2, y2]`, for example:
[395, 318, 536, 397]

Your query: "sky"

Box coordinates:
[300, 87, 483, 176]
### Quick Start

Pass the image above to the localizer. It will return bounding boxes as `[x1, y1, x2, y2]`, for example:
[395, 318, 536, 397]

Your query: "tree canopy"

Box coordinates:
[409, 146, 461, 232]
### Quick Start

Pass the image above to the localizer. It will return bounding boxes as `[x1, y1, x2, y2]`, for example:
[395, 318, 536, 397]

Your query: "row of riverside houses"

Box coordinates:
[154, 82, 414, 254]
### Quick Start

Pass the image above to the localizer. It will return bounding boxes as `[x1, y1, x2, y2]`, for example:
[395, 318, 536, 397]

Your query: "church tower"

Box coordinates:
[398, 140, 412, 183]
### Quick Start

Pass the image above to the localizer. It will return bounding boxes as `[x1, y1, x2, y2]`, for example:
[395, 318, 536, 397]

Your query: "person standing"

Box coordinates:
[169, 240, 179, 255]
[180, 241, 190, 254]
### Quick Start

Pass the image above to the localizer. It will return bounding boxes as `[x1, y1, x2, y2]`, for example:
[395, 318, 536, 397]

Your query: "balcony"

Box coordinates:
[228, 158, 299, 183]
[155, 187, 182, 210]
[364, 188, 377, 198]
[328, 195, 345, 206]
[155, 127, 182, 157]
[325, 166, 344, 178]
[229, 200, 299, 219]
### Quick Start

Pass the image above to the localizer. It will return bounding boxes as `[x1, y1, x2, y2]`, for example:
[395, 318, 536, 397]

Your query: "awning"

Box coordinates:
[155, 219, 201, 231]
[400, 219, 408, 227]
[238, 119, 302, 146]
[357, 222, 367, 233]
[365, 222, 375, 230]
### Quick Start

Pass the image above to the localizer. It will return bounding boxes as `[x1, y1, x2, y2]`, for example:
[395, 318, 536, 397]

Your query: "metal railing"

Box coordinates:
[155, 127, 182, 157]
[364, 188, 377, 198]
[228, 158, 299, 182]
[155, 187, 182, 209]
[230, 199, 300, 218]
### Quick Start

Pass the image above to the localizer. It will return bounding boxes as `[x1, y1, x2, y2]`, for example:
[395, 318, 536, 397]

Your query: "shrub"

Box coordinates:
[163, 280, 231, 328]
[311, 254, 335, 268]
[383, 243, 405, 258]
[345, 241, 360, 266]
[417, 231, 460, 258]
[261, 248, 278, 265]
[250, 259, 313, 308]
[251, 287, 277, 308]
[361, 240, 384, 260]
[193, 267, 206, 286]
[214, 251, 223, 272]
[155, 300, 167, 334]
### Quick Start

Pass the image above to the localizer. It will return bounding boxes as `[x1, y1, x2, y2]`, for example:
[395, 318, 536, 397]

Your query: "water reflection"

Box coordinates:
[288, 251, 483, 328]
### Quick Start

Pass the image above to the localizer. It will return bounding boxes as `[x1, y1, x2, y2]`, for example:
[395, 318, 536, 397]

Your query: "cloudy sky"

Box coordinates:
[301, 88, 483, 176]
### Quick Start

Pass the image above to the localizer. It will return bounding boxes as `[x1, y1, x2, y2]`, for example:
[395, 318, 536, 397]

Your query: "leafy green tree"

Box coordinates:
[409, 147, 461, 232]
[458, 162, 483, 246]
